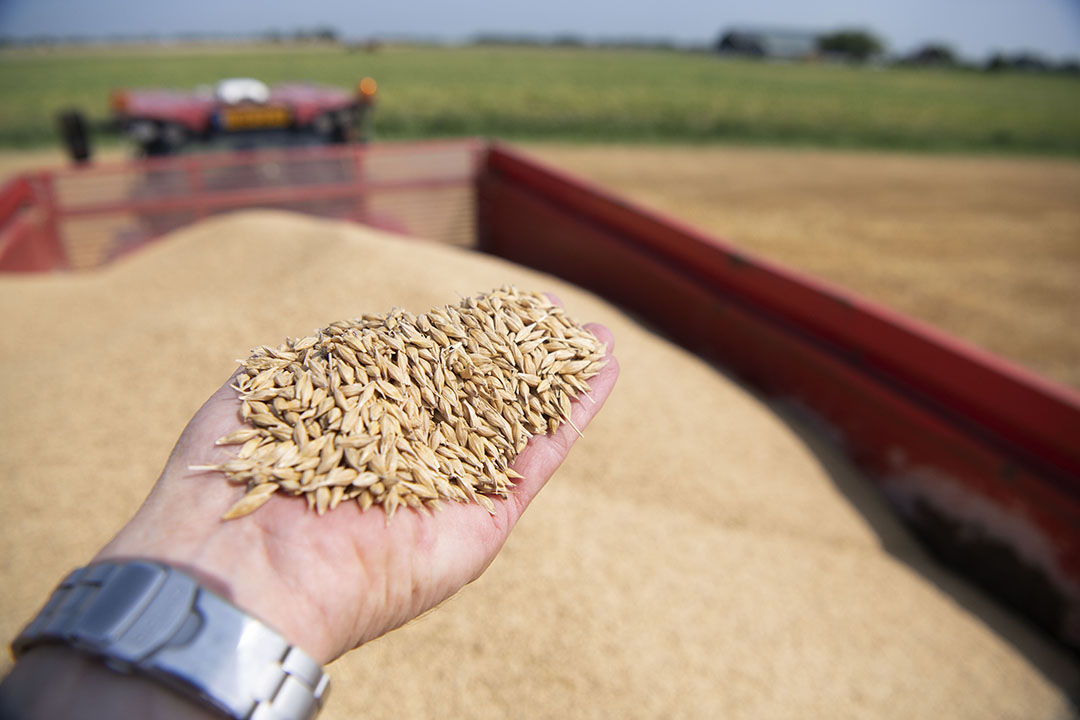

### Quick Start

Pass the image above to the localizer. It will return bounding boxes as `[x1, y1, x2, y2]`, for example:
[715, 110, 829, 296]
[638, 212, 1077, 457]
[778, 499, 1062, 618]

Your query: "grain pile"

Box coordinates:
[1, 211, 1077, 719]
[205, 288, 605, 519]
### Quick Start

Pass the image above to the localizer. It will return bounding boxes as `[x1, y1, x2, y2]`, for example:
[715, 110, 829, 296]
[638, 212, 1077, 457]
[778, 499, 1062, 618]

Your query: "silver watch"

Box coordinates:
[12, 560, 330, 720]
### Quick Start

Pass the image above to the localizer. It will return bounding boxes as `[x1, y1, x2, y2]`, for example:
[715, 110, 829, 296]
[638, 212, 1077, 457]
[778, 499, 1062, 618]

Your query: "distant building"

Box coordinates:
[901, 44, 959, 67]
[716, 29, 820, 61]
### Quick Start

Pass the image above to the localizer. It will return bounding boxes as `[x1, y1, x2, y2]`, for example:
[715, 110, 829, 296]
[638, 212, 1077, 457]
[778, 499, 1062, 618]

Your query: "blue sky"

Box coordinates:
[1, 0, 1078, 61]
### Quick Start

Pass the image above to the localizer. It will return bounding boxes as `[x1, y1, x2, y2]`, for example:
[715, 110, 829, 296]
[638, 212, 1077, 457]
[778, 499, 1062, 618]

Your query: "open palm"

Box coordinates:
[96, 324, 618, 664]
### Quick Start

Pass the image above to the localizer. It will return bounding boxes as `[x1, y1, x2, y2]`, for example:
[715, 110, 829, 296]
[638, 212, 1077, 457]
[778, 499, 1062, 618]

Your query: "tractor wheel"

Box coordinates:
[57, 109, 91, 164]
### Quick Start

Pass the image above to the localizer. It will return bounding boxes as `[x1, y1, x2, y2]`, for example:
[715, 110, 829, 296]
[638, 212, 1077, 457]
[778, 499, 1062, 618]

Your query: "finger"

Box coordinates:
[502, 337, 620, 519]
[144, 374, 249, 519]
[585, 322, 615, 354]
[419, 344, 620, 599]
[543, 291, 563, 308]
[175, 373, 244, 461]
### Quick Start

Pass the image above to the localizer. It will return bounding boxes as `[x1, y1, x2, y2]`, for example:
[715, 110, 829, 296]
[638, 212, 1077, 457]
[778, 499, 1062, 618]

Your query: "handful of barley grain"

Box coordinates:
[196, 287, 607, 520]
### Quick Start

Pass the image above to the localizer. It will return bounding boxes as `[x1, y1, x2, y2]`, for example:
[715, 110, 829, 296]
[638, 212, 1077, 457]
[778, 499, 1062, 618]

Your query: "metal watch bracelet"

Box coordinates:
[11, 560, 330, 720]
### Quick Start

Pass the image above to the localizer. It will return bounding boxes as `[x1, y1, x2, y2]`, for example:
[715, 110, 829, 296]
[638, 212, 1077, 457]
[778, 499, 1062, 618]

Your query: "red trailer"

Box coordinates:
[2, 139, 1079, 649]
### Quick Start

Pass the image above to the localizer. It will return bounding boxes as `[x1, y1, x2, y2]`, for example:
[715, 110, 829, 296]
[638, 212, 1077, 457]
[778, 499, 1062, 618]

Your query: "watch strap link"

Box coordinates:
[12, 561, 329, 720]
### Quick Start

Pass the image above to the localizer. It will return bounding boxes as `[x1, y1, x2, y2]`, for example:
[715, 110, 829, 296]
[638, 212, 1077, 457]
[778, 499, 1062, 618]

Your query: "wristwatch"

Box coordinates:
[11, 560, 330, 720]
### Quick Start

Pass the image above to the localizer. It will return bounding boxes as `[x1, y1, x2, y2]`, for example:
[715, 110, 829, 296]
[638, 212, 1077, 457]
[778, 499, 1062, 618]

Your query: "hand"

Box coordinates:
[94, 323, 619, 664]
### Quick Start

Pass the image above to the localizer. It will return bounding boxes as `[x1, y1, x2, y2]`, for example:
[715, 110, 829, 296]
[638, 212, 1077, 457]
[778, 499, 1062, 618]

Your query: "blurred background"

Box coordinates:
[2, 0, 1079, 149]
[2, 0, 1077, 387]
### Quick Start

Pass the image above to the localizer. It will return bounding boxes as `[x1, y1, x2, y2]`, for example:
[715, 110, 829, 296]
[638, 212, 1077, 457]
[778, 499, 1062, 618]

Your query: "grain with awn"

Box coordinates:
[200, 288, 606, 519]
[0, 210, 1076, 719]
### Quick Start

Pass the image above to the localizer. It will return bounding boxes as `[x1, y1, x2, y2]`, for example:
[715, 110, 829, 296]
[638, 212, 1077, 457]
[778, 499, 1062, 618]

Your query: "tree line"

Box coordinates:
[1, 26, 1076, 74]
[714, 28, 1078, 73]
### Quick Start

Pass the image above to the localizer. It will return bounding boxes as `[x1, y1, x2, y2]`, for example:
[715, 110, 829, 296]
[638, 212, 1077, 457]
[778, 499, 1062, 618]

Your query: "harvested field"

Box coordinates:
[527, 144, 1080, 389]
[0, 211, 1076, 718]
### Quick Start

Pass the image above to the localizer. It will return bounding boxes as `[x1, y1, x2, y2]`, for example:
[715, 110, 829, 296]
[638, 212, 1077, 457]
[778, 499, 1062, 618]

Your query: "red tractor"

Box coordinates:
[59, 76, 377, 162]
[55, 77, 381, 240]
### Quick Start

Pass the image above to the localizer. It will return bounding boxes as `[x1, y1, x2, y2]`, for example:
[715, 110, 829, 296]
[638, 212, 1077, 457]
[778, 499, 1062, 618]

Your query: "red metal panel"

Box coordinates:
[0, 175, 67, 271]
[1, 140, 486, 272]
[478, 144, 1080, 646]
[0, 213, 65, 272]
[0, 176, 32, 222]
[36, 138, 485, 178]
[270, 84, 355, 125]
[57, 175, 473, 221]
[482, 144, 1080, 483]
[123, 90, 217, 133]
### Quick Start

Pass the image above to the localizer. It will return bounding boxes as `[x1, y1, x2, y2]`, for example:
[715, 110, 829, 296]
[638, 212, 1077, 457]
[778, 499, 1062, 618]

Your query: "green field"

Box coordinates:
[1, 44, 1078, 154]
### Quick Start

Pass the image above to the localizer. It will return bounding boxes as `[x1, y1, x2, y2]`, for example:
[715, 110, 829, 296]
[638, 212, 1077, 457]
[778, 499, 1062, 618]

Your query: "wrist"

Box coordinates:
[94, 515, 338, 665]
[1, 646, 216, 720]
[9, 560, 331, 720]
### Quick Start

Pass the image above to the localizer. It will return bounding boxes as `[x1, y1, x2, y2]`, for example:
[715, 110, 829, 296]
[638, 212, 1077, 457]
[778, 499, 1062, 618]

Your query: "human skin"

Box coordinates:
[1, 322, 619, 719]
